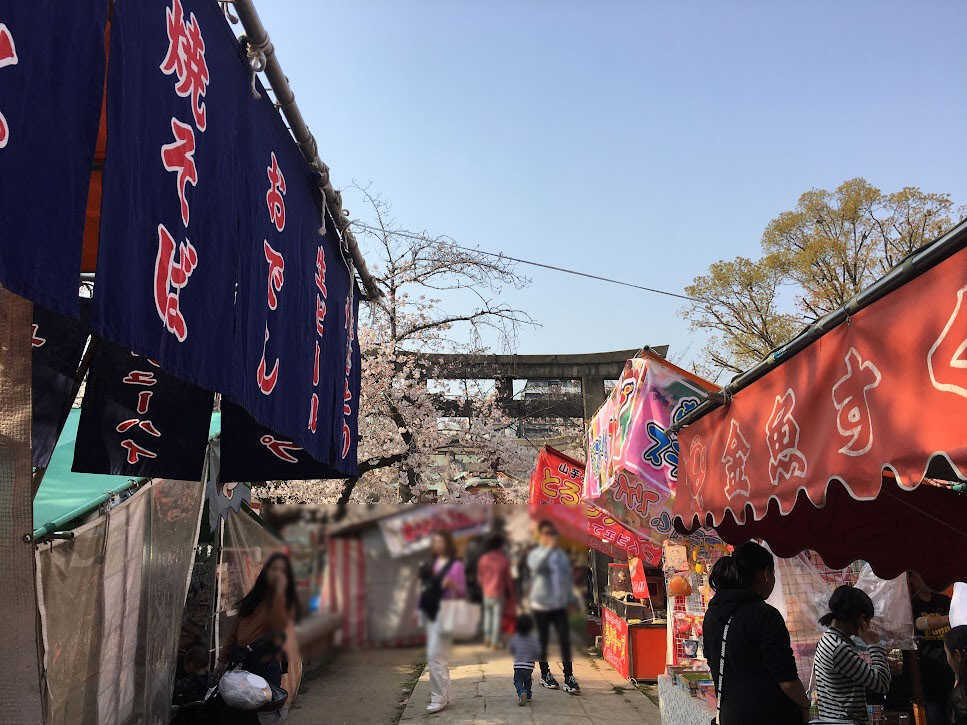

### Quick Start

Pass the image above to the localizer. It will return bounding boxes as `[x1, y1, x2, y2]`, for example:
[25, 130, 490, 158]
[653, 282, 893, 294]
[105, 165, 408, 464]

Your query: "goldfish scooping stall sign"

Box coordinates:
[583, 354, 718, 548]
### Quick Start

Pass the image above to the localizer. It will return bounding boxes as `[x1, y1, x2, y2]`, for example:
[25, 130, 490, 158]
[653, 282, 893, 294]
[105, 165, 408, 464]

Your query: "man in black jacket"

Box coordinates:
[703, 542, 809, 725]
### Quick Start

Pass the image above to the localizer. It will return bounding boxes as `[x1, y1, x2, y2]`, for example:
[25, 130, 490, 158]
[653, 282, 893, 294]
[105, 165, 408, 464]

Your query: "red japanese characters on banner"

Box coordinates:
[154, 0, 208, 342]
[676, 242, 967, 529]
[0, 23, 18, 148]
[602, 606, 630, 680]
[529, 446, 663, 564]
[257, 161, 287, 396]
[308, 244, 327, 434]
[118, 354, 162, 464]
[341, 294, 356, 459]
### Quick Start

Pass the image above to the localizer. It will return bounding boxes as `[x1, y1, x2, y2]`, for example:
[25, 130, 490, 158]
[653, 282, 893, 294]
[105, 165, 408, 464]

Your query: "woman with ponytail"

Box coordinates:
[703, 541, 810, 724]
[814, 585, 891, 723]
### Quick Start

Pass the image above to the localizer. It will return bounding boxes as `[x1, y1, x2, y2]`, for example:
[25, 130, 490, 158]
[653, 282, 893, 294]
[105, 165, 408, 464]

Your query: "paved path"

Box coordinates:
[287, 647, 425, 725]
[400, 642, 661, 725]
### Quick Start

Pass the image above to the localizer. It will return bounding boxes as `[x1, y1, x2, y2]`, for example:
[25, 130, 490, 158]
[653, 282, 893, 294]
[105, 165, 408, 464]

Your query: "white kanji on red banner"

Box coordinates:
[721, 418, 751, 499]
[928, 285, 967, 399]
[764, 388, 808, 485]
[831, 347, 882, 457]
[685, 437, 708, 507]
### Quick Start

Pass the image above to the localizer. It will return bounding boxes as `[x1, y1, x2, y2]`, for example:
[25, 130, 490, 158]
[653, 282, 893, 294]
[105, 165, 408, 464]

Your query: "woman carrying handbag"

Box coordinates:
[418, 531, 467, 715]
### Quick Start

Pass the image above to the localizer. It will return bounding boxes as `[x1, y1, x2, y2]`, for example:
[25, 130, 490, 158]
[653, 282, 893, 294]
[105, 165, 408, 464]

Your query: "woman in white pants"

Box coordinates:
[418, 531, 467, 714]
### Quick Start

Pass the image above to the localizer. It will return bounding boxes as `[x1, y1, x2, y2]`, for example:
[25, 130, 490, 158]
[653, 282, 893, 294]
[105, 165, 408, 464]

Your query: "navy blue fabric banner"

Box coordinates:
[218, 400, 346, 483]
[230, 83, 351, 463]
[0, 2, 106, 316]
[94, 0, 250, 392]
[72, 338, 214, 480]
[32, 302, 91, 468]
[330, 283, 361, 476]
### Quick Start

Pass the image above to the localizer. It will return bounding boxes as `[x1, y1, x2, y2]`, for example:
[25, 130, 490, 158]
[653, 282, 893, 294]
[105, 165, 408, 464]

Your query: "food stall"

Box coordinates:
[578, 352, 727, 685]
[597, 559, 668, 681]
[672, 219, 967, 721]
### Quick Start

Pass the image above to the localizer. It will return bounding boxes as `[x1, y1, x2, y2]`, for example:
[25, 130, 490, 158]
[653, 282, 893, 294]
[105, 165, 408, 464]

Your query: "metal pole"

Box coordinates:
[0, 286, 44, 721]
[231, 0, 382, 301]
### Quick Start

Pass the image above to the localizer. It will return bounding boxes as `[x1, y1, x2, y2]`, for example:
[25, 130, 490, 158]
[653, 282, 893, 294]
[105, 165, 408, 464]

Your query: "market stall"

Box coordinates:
[573, 351, 728, 685]
[672, 219, 967, 720]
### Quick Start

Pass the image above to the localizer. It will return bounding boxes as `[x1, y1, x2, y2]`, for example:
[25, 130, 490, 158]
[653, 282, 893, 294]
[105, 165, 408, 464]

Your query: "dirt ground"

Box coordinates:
[286, 647, 426, 725]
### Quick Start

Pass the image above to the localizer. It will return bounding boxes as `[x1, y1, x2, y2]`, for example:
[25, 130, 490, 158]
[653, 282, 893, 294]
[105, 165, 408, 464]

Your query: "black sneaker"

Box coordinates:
[539, 672, 560, 690]
[562, 675, 581, 694]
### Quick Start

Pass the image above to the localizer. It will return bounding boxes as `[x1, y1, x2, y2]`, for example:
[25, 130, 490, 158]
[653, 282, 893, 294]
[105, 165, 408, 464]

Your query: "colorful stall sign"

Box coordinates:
[584, 354, 718, 548]
[530, 446, 663, 564]
[602, 606, 631, 680]
[378, 504, 491, 558]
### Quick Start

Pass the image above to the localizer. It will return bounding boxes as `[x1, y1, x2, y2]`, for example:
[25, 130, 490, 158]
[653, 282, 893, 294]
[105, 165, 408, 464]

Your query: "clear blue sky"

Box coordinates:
[256, 0, 967, 369]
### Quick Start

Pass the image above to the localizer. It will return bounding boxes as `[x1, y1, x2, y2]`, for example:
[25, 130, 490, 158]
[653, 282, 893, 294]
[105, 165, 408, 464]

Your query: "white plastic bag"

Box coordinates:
[438, 599, 480, 640]
[219, 669, 272, 710]
[950, 582, 967, 628]
[854, 565, 916, 649]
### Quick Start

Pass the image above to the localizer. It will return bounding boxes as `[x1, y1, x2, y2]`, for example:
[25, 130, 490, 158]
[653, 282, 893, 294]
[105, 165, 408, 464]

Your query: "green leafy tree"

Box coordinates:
[686, 178, 962, 375]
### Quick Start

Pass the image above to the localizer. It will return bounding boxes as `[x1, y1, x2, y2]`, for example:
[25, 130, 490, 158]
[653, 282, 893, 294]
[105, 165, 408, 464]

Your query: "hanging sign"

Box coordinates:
[32, 303, 91, 468]
[72, 338, 214, 479]
[0, 2, 107, 316]
[529, 446, 663, 564]
[584, 355, 717, 549]
[378, 505, 491, 558]
[230, 81, 358, 464]
[218, 400, 348, 483]
[676, 241, 967, 529]
[94, 0, 251, 393]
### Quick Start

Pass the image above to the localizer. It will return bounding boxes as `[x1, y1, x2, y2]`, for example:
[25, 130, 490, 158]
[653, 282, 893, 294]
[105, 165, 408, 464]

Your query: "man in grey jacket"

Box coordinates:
[527, 521, 581, 694]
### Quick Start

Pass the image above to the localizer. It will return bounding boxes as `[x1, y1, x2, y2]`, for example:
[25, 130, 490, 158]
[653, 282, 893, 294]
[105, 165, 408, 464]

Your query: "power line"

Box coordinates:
[351, 222, 699, 303]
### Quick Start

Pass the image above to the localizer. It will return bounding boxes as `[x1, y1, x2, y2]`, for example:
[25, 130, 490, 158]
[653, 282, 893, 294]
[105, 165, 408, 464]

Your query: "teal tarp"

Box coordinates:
[33, 409, 220, 538]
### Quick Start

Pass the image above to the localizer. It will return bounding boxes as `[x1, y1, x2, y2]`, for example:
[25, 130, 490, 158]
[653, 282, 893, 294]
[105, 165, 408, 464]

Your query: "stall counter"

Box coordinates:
[602, 605, 667, 681]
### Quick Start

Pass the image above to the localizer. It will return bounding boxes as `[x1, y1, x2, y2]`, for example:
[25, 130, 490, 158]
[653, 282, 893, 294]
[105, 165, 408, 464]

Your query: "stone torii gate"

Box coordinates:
[410, 345, 668, 421]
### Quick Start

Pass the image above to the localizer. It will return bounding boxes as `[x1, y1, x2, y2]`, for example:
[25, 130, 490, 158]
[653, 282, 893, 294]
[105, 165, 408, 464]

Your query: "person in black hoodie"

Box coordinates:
[702, 541, 809, 725]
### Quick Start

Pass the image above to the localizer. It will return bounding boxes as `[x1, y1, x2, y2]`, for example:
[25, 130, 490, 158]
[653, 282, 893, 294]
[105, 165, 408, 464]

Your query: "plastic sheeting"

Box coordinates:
[765, 552, 863, 685]
[37, 478, 204, 725]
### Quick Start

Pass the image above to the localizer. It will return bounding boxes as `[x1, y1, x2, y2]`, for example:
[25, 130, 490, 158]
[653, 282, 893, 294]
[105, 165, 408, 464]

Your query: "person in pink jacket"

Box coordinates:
[477, 534, 515, 648]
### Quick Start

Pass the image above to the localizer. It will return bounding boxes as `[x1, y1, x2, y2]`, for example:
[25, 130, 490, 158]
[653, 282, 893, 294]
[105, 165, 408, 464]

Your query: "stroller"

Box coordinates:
[170, 632, 289, 725]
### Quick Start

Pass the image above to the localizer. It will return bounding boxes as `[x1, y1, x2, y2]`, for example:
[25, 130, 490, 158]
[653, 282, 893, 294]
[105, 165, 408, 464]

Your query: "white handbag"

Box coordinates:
[219, 669, 272, 710]
[438, 599, 481, 640]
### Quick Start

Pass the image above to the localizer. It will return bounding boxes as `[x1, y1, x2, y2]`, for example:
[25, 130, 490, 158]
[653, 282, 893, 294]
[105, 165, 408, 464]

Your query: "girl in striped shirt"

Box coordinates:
[814, 585, 891, 723]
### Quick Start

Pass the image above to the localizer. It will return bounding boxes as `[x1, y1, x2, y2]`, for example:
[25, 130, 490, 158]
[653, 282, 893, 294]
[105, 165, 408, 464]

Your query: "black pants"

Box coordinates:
[534, 608, 572, 677]
[513, 668, 533, 697]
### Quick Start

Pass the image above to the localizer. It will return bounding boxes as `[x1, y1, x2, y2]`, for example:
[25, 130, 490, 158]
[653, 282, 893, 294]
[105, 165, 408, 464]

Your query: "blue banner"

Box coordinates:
[94, 0, 249, 393]
[72, 337, 213, 480]
[0, 1, 106, 316]
[230, 84, 354, 463]
[32, 302, 91, 468]
[218, 400, 347, 483]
